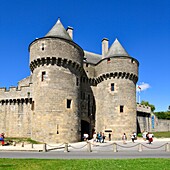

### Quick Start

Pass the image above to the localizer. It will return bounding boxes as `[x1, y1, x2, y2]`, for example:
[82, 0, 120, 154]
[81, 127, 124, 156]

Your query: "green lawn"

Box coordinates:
[152, 131, 170, 138]
[0, 159, 169, 170]
[138, 131, 170, 138]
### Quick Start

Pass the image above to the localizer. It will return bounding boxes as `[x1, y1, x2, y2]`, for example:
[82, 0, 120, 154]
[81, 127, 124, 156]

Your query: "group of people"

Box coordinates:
[142, 131, 154, 144]
[93, 132, 106, 143]
[0, 133, 5, 145]
[83, 132, 106, 143]
[122, 132, 137, 144]
[122, 131, 154, 144]
[84, 131, 154, 144]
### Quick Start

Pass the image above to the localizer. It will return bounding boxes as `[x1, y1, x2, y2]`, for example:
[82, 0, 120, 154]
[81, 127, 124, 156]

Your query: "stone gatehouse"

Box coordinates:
[0, 19, 141, 143]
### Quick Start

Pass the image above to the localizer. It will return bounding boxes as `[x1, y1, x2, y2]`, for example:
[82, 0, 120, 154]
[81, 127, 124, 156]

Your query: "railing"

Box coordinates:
[44, 141, 170, 153]
[1, 141, 169, 153]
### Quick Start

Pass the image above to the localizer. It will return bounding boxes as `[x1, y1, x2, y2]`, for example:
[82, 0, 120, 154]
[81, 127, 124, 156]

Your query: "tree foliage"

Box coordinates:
[168, 105, 170, 111]
[141, 100, 156, 112]
[154, 111, 170, 120]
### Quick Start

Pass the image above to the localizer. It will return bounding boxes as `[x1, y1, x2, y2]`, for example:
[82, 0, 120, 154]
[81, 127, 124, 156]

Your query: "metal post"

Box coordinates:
[87, 141, 92, 152]
[138, 143, 142, 152]
[64, 143, 68, 152]
[21, 142, 24, 147]
[113, 143, 118, 152]
[43, 143, 47, 152]
[165, 143, 169, 152]
[31, 143, 34, 148]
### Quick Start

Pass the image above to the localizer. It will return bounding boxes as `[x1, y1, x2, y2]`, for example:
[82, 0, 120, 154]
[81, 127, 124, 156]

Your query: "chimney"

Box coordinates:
[67, 26, 73, 39]
[102, 38, 109, 58]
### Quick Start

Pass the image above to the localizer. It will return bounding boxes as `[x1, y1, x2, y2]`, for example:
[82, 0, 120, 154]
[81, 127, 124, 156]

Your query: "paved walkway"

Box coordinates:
[0, 138, 169, 152]
[0, 138, 169, 159]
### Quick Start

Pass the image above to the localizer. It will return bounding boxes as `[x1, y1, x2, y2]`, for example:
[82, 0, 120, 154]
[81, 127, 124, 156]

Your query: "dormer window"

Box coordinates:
[41, 43, 45, 51]
[131, 59, 135, 64]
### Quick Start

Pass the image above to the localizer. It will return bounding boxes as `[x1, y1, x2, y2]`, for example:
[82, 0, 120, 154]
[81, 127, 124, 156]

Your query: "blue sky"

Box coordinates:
[0, 0, 169, 111]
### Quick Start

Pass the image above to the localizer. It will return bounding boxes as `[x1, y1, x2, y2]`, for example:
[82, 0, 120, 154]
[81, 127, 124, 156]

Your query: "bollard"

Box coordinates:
[43, 143, 47, 152]
[31, 143, 34, 149]
[165, 143, 169, 152]
[21, 142, 24, 147]
[64, 143, 68, 152]
[13, 141, 16, 146]
[138, 143, 142, 152]
[113, 143, 118, 152]
[87, 141, 92, 152]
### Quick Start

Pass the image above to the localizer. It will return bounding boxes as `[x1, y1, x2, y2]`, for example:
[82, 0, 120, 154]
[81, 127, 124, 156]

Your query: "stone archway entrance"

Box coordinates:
[81, 120, 90, 141]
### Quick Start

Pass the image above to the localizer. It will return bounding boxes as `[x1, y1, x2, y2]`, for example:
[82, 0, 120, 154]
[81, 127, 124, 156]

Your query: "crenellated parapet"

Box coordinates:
[0, 83, 33, 100]
[30, 57, 83, 73]
[0, 98, 32, 105]
[137, 103, 151, 113]
[94, 71, 138, 84]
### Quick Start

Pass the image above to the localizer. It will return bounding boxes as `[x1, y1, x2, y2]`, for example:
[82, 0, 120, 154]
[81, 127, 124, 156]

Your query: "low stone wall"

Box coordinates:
[151, 115, 170, 132]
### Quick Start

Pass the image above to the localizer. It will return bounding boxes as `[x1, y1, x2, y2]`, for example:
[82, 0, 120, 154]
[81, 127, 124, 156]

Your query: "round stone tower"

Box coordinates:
[95, 39, 139, 140]
[29, 19, 84, 143]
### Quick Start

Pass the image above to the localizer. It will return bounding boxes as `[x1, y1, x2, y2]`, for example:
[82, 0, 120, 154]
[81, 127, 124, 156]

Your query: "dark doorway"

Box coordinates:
[81, 120, 90, 141]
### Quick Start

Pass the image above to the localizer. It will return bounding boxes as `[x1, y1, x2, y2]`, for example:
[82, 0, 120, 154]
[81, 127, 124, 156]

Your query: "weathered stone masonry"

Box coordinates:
[0, 19, 144, 142]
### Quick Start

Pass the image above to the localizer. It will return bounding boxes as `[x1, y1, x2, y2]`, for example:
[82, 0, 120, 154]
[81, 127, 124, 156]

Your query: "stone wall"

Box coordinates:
[151, 114, 170, 132]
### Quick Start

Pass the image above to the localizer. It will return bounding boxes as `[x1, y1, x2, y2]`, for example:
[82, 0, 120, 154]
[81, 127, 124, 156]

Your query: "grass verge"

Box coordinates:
[4, 137, 41, 144]
[0, 158, 169, 170]
[138, 131, 170, 138]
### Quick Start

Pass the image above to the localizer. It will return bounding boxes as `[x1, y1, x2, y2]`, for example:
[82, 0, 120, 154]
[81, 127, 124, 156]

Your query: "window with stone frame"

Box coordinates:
[41, 43, 45, 51]
[31, 101, 35, 111]
[67, 99, 72, 109]
[41, 71, 46, 81]
[111, 83, 114, 91]
[120, 105, 124, 113]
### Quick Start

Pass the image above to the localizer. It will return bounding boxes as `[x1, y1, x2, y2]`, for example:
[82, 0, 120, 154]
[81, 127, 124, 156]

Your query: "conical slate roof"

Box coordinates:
[105, 38, 129, 57]
[45, 18, 72, 41]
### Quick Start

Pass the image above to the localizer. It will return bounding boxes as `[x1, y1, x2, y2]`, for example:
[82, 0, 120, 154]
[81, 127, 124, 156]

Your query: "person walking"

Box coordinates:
[102, 133, 105, 143]
[122, 133, 127, 144]
[147, 132, 153, 144]
[131, 133, 135, 143]
[109, 133, 111, 141]
[0, 133, 5, 146]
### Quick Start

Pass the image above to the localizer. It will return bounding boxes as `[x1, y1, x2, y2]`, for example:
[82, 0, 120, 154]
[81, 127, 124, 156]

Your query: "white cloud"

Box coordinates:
[136, 82, 150, 92]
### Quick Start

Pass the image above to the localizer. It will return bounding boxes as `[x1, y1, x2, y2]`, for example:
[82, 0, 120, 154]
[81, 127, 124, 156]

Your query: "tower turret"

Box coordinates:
[29, 19, 84, 143]
[94, 38, 139, 140]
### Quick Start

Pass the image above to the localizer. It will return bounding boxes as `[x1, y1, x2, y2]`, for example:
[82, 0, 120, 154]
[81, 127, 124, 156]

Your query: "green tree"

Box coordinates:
[154, 111, 170, 120]
[168, 105, 170, 111]
[141, 100, 155, 112]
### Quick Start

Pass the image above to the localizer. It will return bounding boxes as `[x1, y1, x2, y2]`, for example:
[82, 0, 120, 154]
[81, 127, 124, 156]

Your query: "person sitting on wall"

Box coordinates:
[0, 133, 5, 146]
